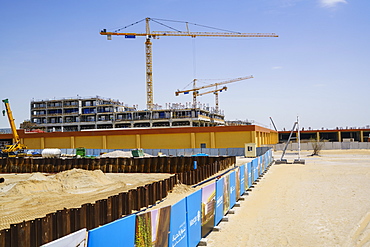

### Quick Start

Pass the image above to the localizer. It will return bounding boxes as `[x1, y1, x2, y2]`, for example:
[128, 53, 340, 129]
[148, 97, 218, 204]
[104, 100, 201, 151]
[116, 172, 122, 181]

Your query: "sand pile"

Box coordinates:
[3, 173, 59, 196]
[0, 170, 172, 230]
[1, 169, 116, 196]
[55, 169, 114, 191]
[101, 150, 133, 158]
[101, 150, 152, 158]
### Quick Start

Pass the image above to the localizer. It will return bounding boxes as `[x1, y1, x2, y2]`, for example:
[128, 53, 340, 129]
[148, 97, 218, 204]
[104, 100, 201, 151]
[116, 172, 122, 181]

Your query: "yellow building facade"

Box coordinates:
[1, 125, 278, 150]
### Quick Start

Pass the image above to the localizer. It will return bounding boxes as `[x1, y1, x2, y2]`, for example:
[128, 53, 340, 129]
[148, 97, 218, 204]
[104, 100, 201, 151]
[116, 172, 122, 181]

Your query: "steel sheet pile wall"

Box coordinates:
[0, 156, 233, 174]
[0, 156, 236, 247]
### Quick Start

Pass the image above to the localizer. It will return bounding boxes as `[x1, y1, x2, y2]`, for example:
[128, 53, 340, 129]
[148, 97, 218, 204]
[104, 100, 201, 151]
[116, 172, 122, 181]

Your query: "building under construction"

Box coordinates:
[30, 96, 228, 132]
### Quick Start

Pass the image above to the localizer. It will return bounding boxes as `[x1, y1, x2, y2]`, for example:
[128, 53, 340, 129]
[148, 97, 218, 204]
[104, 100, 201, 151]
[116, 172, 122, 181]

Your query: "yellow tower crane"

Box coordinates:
[100, 18, 278, 110]
[175, 75, 253, 110]
[196, 86, 228, 113]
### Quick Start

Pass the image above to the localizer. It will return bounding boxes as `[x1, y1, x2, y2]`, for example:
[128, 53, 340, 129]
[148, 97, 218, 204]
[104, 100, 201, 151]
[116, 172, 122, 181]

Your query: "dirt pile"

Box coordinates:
[0, 169, 172, 230]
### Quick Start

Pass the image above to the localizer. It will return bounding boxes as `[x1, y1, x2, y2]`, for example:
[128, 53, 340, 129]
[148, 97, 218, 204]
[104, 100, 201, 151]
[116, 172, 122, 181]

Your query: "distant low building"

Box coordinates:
[279, 127, 370, 143]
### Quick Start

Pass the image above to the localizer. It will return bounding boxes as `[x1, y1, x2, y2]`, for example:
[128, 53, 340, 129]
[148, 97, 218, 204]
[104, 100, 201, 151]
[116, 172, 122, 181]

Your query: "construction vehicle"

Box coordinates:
[1, 99, 27, 157]
[100, 17, 278, 110]
[175, 76, 253, 112]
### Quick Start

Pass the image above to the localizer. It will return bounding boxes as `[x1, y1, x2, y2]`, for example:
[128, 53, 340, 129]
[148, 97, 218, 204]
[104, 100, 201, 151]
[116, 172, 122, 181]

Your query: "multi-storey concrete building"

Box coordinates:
[30, 96, 226, 132]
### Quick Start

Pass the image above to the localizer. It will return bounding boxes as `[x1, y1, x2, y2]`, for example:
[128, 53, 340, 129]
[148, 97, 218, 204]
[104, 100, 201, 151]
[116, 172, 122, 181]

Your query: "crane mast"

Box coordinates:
[100, 18, 278, 110]
[2, 99, 20, 144]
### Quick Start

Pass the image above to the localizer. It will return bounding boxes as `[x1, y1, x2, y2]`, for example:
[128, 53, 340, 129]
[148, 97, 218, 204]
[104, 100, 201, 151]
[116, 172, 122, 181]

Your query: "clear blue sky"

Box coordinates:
[1, 0, 369, 130]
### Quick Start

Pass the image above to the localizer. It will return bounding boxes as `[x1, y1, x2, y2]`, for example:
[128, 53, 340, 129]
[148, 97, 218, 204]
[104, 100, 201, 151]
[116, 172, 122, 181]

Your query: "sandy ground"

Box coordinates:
[0, 169, 171, 230]
[206, 150, 370, 247]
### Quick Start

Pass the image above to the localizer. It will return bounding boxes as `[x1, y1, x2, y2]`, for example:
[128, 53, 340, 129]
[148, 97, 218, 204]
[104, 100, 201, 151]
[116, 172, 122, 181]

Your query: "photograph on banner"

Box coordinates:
[169, 198, 187, 247]
[235, 168, 240, 200]
[223, 174, 230, 215]
[201, 183, 216, 237]
[214, 177, 224, 226]
[136, 206, 171, 247]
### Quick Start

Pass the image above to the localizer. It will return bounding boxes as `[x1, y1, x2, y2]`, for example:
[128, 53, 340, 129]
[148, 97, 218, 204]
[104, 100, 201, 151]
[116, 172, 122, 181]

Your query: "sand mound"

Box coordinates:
[5, 179, 62, 196]
[27, 173, 48, 181]
[101, 150, 133, 158]
[2, 169, 116, 196]
[55, 169, 114, 190]
[101, 150, 152, 158]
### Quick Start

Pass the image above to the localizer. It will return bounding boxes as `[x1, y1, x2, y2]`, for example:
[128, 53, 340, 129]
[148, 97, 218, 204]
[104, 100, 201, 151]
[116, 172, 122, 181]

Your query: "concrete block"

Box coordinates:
[198, 238, 208, 246]
[228, 209, 235, 214]
[221, 216, 229, 222]
[213, 226, 221, 232]
[275, 159, 288, 164]
[293, 159, 305, 164]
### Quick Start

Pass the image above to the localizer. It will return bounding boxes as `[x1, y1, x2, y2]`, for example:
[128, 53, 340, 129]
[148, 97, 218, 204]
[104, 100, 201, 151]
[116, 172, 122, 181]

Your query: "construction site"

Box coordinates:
[1, 17, 370, 247]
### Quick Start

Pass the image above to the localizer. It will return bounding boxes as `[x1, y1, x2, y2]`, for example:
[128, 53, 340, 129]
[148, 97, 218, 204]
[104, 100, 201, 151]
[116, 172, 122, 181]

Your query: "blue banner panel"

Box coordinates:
[252, 159, 259, 182]
[229, 171, 236, 208]
[240, 165, 245, 196]
[87, 214, 136, 247]
[201, 183, 216, 237]
[169, 198, 187, 247]
[42, 228, 86, 247]
[247, 162, 252, 188]
[259, 156, 263, 176]
[214, 177, 224, 226]
[186, 190, 202, 247]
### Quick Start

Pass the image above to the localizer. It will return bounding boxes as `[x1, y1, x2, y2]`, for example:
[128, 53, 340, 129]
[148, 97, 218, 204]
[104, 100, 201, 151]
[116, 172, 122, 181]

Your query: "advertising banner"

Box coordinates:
[136, 206, 171, 247]
[235, 168, 240, 200]
[201, 182, 216, 237]
[87, 214, 136, 247]
[240, 164, 245, 196]
[252, 158, 258, 183]
[247, 162, 252, 188]
[259, 156, 263, 176]
[229, 171, 236, 208]
[186, 190, 202, 247]
[169, 198, 187, 247]
[223, 174, 230, 215]
[214, 177, 224, 226]
[42, 228, 86, 247]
